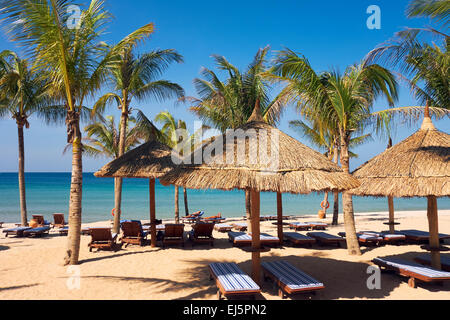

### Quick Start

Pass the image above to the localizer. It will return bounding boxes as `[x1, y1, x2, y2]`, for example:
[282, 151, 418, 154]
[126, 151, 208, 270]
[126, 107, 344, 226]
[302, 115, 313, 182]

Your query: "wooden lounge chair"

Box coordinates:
[283, 232, 316, 247]
[289, 222, 312, 231]
[373, 257, 450, 288]
[262, 260, 325, 299]
[182, 211, 204, 224]
[397, 230, 450, 243]
[23, 226, 50, 237]
[32, 215, 50, 226]
[88, 228, 118, 252]
[120, 220, 148, 247]
[361, 231, 406, 245]
[414, 254, 450, 272]
[338, 232, 384, 246]
[232, 223, 248, 232]
[3, 226, 32, 237]
[307, 232, 345, 247]
[228, 232, 280, 247]
[209, 262, 260, 300]
[189, 222, 215, 246]
[52, 213, 67, 228]
[201, 213, 226, 223]
[214, 223, 233, 233]
[162, 224, 185, 247]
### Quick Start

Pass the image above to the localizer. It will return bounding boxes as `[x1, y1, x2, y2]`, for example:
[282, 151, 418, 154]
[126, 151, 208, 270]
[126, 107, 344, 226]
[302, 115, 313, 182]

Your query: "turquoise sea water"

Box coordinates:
[0, 172, 449, 223]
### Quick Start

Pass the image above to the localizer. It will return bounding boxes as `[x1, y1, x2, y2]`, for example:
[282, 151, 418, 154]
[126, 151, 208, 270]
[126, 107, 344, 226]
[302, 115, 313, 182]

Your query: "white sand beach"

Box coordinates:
[0, 210, 449, 300]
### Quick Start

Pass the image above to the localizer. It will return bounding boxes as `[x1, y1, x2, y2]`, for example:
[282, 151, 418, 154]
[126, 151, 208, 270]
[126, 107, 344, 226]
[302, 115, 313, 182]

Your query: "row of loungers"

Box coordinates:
[209, 261, 324, 300]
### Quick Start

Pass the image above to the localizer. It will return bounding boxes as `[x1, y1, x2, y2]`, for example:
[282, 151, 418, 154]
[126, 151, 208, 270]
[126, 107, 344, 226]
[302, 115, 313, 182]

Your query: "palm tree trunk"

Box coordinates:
[183, 188, 189, 216]
[332, 146, 339, 225]
[112, 110, 128, 234]
[65, 113, 83, 265]
[340, 131, 361, 256]
[245, 189, 252, 233]
[174, 186, 180, 223]
[17, 123, 28, 226]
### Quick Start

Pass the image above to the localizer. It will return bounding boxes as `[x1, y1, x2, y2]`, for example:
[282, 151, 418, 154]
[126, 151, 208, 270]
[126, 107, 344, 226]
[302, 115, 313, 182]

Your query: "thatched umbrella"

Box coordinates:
[94, 138, 174, 248]
[160, 102, 360, 283]
[351, 106, 449, 269]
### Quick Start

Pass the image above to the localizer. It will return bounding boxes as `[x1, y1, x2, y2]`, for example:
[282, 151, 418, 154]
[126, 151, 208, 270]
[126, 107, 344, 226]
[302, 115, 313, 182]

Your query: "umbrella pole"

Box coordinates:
[388, 196, 395, 234]
[149, 178, 157, 248]
[427, 195, 441, 270]
[277, 192, 283, 244]
[250, 189, 261, 285]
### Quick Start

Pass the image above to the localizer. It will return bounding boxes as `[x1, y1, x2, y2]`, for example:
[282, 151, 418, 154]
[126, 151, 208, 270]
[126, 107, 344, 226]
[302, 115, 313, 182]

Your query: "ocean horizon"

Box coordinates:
[1, 172, 449, 223]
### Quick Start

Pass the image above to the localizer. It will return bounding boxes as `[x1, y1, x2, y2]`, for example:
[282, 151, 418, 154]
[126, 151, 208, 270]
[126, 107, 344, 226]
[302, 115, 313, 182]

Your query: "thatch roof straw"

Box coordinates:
[94, 140, 174, 179]
[351, 112, 450, 198]
[159, 119, 360, 194]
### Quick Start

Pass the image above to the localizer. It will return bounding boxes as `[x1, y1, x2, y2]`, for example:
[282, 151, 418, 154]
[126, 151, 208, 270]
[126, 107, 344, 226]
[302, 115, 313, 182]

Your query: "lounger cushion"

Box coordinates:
[307, 232, 343, 240]
[3, 227, 31, 233]
[229, 232, 279, 242]
[290, 222, 311, 228]
[374, 257, 450, 279]
[262, 261, 324, 291]
[210, 263, 260, 293]
[23, 226, 50, 235]
[284, 232, 315, 242]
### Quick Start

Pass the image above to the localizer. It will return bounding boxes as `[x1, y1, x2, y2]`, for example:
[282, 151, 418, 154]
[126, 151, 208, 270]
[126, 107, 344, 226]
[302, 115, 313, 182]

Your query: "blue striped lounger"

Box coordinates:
[308, 222, 328, 230]
[3, 226, 32, 237]
[373, 257, 450, 288]
[214, 223, 233, 232]
[262, 261, 324, 298]
[289, 222, 312, 231]
[209, 263, 260, 300]
[228, 232, 280, 246]
[307, 232, 345, 247]
[414, 254, 450, 272]
[361, 231, 406, 243]
[283, 232, 316, 247]
[23, 226, 51, 237]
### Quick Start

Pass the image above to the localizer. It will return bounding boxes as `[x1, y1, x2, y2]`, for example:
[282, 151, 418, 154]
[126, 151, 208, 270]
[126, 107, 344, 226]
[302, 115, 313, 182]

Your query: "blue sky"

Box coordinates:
[0, 0, 448, 172]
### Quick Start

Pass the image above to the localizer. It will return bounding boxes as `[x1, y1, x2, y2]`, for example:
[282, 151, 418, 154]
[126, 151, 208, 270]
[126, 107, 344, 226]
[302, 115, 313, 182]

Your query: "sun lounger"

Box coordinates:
[201, 213, 226, 223]
[182, 211, 204, 223]
[189, 222, 215, 246]
[52, 213, 67, 228]
[373, 257, 450, 288]
[338, 232, 384, 246]
[3, 226, 32, 237]
[289, 222, 312, 231]
[396, 230, 450, 243]
[232, 223, 248, 232]
[228, 232, 280, 247]
[414, 254, 450, 272]
[31, 215, 50, 226]
[361, 231, 406, 244]
[120, 220, 148, 247]
[88, 228, 118, 252]
[308, 222, 328, 230]
[307, 232, 345, 247]
[283, 232, 316, 247]
[262, 260, 325, 298]
[214, 223, 233, 233]
[162, 224, 185, 247]
[23, 226, 50, 237]
[209, 262, 260, 300]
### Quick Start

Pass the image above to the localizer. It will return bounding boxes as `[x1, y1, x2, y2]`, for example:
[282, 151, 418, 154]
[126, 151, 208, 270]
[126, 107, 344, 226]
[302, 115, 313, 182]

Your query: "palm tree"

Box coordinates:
[365, 0, 449, 112]
[0, 0, 155, 265]
[269, 49, 399, 255]
[0, 50, 49, 226]
[153, 111, 208, 223]
[93, 48, 184, 233]
[186, 47, 288, 225]
[290, 119, 371, 225]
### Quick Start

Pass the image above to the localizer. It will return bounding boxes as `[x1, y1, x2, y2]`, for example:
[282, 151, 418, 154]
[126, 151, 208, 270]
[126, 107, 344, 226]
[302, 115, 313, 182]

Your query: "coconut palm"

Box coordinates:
[186, 46, 289, 223]
[93, 48, 184, 233]
[0, 0, 155, 265]
[0, 50, 50, 226]
[365, 0, 449, 114]
[290, 119, 371, 225]
[269, 49, 399, 255]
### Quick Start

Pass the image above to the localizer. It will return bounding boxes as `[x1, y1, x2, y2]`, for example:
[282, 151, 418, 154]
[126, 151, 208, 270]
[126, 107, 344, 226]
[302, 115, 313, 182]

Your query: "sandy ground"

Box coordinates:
[0, 210, 449, 300]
